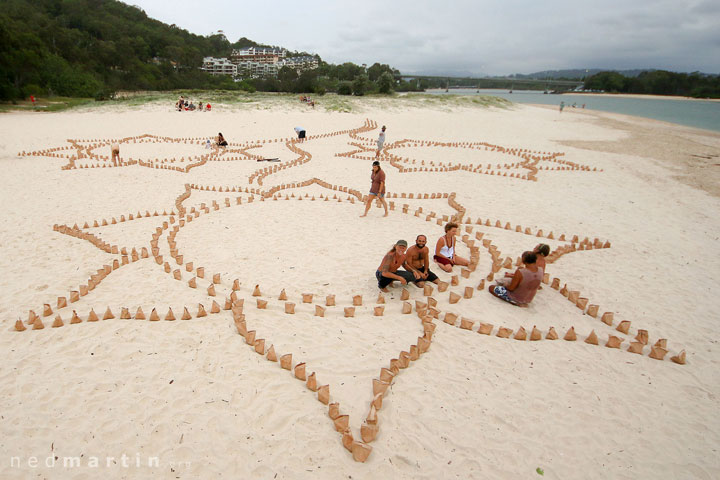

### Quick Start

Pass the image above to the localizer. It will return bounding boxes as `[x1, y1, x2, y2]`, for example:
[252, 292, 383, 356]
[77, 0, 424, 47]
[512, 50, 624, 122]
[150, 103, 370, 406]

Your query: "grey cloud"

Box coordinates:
[128, 0, 720, 74]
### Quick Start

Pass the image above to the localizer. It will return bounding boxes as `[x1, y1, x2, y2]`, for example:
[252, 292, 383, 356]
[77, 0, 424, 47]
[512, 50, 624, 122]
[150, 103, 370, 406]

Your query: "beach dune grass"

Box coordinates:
[0, 96, 95, 113]
[2, 90, 513, 114]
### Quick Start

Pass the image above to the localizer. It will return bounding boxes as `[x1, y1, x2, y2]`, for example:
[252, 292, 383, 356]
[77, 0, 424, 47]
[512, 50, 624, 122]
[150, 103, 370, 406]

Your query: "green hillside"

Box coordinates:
[0, 0, 268, 100]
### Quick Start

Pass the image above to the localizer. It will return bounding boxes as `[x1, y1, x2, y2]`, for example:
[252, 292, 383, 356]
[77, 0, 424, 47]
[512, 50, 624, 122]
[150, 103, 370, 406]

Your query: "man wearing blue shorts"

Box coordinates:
[361, 160, 388, 217]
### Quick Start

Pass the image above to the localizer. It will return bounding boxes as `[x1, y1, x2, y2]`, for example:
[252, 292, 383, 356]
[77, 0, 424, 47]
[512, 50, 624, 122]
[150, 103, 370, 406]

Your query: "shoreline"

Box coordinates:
[426, 88, 720, 102]
[526, 102, 720, 135]
[561, 91, 720, 102]
[526, 103, 720, 197]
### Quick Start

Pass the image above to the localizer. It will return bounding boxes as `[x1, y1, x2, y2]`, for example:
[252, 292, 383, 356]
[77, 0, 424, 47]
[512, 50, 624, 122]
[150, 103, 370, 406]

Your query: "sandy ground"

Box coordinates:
[0, 99, 719, 479]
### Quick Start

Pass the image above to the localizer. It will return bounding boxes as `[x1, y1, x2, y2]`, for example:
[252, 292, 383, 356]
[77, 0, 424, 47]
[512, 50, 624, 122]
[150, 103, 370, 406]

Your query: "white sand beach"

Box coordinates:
[1, 97, 719, 479]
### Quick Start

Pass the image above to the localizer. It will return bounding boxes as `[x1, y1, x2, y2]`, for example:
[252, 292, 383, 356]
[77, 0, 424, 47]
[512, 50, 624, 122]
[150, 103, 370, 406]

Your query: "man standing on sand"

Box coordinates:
[375, 240, 415, 292]
[294, 126, 306, 142]
[404, 235, 439, 288]
[110, 142, 120, 166]
[376, 125, 386, 158]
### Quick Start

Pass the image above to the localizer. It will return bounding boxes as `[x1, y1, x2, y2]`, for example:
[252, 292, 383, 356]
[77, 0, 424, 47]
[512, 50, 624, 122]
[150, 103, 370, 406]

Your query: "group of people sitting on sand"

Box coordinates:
[299, 95, 315, 108]
[376, 222, 468, 291]
[376, 221, 551, 307]
[176, 96, 211, 112]
[376, 235, 439, 292]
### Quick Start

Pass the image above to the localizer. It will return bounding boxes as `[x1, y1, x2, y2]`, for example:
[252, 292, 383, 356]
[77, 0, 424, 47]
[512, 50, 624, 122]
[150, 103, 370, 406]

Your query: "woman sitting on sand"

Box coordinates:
[433, 222, 469, 272]
[533, 243, 550, 272]
[216, 133, 228, 147]
[489, 251, 543, 306]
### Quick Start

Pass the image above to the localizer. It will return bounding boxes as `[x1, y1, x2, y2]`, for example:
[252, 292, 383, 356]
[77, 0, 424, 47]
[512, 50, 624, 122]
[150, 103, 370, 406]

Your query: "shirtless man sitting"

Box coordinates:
[375, 240, 416, 292]
[404, 235, 440, 288]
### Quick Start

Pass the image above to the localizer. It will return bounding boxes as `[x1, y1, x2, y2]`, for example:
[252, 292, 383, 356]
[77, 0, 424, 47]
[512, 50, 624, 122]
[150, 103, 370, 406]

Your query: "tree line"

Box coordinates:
[583, 71, 720, 98]
[0, 0, 418, 100]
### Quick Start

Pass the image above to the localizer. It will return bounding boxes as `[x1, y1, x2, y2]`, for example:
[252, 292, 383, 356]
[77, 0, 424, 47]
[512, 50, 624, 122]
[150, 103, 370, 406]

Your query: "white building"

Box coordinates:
[231, 47, 286, 65]
[202, 49, 319, 79]
[201, 57, 237, 76]
[237, 61, 280, 79]
[278, 55, 319, 72]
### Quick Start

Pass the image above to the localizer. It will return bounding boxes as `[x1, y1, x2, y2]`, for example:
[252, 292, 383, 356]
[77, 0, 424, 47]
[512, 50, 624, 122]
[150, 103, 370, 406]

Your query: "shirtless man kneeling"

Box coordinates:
[375, 240, 415, 292]
[404, 235, 440, 288]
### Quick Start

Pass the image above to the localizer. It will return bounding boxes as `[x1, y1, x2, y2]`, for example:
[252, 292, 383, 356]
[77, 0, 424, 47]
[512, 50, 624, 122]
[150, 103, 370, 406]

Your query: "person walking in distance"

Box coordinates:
[110, 142, 120, 166]
[361, 161, 388, 217]
[376, 125, 386, 158]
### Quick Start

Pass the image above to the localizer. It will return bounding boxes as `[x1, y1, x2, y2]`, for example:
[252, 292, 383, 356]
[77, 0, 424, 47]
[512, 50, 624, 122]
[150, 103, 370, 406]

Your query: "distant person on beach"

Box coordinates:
[216, 133, 228, 147]
[294, 126, 306, 142]
[110, 142, 120, 166]
[434, 222, 470, 272]
[206, 103, 212, 111]
[30, 95, 36, 108]
[205, 139, 212, 149]
[361, 160, 388, 217]
[376, 240, 415, 292]
[177, 96, 184, 111]
[198, 102, 204, 111]
[405, 235, 440, 288]
[188, 101, 196, 111]
[559, 101, 565, 113]
[376, 125, 386, 158]
[489, 251, 543, 306]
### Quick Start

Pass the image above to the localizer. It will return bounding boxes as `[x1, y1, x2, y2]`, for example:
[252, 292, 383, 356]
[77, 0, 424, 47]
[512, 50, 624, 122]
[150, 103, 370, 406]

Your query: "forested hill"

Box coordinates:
[0, 0, 269, 100]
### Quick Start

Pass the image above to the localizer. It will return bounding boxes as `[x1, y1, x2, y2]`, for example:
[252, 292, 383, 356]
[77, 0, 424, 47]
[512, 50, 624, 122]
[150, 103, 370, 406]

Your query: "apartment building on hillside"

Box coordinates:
[201, 57, 237, 76]
[201, 48, 319, 79]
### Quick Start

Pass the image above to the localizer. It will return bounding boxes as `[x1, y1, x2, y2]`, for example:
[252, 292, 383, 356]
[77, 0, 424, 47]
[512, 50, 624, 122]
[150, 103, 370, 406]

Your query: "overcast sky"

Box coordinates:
[125, 0, 720, 75]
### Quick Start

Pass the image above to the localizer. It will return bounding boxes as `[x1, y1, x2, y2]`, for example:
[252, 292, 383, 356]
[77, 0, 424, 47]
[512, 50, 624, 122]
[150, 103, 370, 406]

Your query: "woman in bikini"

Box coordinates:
[433, 222, 469, 273]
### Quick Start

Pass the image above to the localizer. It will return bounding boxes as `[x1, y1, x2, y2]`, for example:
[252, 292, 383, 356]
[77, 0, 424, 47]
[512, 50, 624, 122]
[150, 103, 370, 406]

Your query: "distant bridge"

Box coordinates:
[400, 75, 585, 89]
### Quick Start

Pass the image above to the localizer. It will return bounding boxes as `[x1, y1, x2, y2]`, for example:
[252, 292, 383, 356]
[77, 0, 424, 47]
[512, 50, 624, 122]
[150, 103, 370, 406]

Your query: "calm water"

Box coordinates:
[427, 89, 720, 132]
